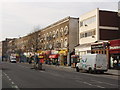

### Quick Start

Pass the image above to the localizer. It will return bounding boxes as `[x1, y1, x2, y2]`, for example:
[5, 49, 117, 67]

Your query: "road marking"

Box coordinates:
[91, 80, 118, 86]
[14, 85, 19, 88]
[96, 85, 105, 88]
[11, 82, 15, 84]
[83, 82, 92, 86]
[76, 80, 105, 88]
[9, 78, 11, 81]
[3, 72, 20, 90]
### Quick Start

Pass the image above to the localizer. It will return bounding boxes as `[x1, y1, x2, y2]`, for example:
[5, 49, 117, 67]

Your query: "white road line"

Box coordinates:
[76, 80, 105, 88]
[14, 85, 19, 88]
[91, 80, 118, 86]
[6, 76, 10, 79]
[3, 72, 20, 89]
[11, 82, 15, 84]
[96, 85, 105, 88]
[83, 82, 92, 86]
[9, 78, 11, 81]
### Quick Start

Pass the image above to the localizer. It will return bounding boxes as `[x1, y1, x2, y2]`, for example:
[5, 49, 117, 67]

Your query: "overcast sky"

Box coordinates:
[0, 0, 119, 41]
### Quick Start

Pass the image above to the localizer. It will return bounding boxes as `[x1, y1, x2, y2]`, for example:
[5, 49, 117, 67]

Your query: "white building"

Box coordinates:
[75, 8, 120, 57]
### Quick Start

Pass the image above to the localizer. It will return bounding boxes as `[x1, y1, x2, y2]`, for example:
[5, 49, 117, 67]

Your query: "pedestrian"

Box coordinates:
[29, 54, 32, 64]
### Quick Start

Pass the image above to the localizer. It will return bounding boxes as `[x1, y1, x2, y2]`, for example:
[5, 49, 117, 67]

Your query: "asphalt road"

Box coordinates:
[1, 62, 119, 89]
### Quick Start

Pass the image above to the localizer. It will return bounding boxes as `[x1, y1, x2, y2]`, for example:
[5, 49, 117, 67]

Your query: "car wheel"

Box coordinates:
[76, 67, 79, 72]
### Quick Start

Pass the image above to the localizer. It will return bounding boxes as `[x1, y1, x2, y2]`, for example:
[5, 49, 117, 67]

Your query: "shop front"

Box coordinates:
[38, 54, 44, 64]
[91, 42, 109, 54]
[71, 55, 79, 68]
[109, 39, 120, 69]
[44, 50, 51, 64]
[59, 49, 68, 66]
[49, 54, 59, 65]
[91, 41, 109, 68]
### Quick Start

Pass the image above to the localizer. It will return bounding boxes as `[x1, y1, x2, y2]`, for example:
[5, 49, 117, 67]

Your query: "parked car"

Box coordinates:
[10, 57, 16, 63]
[76, 54, 108, 73]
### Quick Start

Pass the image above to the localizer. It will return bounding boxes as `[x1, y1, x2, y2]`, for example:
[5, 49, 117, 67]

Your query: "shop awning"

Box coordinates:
[59, 50, 68, 55]
[49, 54, 59, 58]
[75, 43, 91, 52]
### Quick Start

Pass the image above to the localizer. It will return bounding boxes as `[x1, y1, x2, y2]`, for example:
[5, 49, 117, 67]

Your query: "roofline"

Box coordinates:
[39, 16, 78, 32]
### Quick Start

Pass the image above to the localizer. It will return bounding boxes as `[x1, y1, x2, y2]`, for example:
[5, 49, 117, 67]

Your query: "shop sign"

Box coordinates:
[91, 44, 104, 50]
[39, 56, 44, 58]
[51, 50, 59, 54]
[49, 54, 59, 58]
[110, 46, 120, 50]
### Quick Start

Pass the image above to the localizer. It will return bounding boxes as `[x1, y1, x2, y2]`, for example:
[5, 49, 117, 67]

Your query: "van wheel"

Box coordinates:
[76, 67, 79, 72]
[100, 71, 104, 74]
[88, 68, 92, 74]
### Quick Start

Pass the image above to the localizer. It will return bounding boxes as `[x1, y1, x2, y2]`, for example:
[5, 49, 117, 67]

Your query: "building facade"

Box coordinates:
[75, 8, 120, 58]
[9, 16, 79, 65]
[109, 39, 120, 69]
[37, 16, 79, 66]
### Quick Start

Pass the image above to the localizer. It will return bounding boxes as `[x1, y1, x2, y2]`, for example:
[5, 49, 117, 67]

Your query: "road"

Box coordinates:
[1, 62, 119, 89]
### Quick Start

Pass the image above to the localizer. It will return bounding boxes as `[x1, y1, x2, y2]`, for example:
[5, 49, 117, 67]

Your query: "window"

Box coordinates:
[80, 22, 83, 27]
[80, 16, 96, 27]
[80, 29, 96, 38]
[85, 33, 87, 37]
[64, 26, 69, 35]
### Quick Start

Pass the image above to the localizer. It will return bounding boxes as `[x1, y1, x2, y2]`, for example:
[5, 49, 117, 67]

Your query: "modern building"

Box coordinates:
[75, 8, 120, 58]
[0, 42, 2, 60]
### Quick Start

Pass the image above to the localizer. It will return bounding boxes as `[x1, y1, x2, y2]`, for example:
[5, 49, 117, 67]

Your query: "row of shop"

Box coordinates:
[8, 39, 120, 69]
[22, 49, 69, 66]
[91, 39, 120, 69]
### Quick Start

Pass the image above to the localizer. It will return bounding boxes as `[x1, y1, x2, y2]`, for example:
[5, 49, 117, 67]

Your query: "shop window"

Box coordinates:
[104, 51, 106, 54]
[96, 51, 98, 54]
[102, 51, 104, 54]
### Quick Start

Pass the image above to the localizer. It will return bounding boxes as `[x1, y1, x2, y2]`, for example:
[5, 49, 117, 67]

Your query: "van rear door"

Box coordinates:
[96, 54, 107, 70]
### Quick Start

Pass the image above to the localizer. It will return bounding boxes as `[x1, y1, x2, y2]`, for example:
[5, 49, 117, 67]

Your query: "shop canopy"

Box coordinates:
[75, 43, 91, 52]
[49, 54, 59, 58]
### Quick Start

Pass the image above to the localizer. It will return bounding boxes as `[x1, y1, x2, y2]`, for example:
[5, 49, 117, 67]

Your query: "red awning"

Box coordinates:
[49, 54, 59, 58]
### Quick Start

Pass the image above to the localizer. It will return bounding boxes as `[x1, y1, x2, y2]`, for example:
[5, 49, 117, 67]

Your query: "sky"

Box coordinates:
[0, 0, 119, 41]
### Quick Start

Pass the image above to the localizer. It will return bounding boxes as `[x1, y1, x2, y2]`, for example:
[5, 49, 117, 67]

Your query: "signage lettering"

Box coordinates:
[110, 46, 120, 49]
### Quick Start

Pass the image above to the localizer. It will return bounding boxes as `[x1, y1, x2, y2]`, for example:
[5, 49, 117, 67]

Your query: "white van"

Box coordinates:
[76, 54, 108, 73]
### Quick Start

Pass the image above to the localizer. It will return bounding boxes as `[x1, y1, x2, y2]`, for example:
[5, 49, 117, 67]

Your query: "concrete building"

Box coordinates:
[75, 8, 120, 58]
[37, 16, 79, 66]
